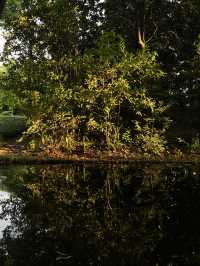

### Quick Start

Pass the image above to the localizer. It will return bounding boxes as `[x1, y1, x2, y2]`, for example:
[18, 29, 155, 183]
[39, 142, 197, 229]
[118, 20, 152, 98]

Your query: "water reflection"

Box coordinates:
[0, 163, 199, 265]
[0, 191, 11, 238]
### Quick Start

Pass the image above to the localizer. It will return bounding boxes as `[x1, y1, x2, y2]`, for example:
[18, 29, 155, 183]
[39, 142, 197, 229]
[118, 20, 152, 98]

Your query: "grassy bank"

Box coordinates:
[0, 146, 199, 165]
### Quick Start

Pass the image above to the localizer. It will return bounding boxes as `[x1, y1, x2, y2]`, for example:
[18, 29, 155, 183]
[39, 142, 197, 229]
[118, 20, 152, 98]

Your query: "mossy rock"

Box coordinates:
[0, 114, 26, 137]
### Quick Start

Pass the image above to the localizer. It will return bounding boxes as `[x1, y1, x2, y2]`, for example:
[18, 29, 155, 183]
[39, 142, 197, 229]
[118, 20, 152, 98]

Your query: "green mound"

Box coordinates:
[0, 113, 26, 137]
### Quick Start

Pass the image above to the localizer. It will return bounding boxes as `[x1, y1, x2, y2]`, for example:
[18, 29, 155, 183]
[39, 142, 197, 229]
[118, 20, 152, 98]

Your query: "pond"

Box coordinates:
[0, 162, 199, 265]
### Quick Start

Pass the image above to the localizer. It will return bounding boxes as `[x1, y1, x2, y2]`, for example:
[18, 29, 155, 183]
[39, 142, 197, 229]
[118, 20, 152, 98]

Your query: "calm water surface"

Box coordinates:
[0, 163, 199, 265]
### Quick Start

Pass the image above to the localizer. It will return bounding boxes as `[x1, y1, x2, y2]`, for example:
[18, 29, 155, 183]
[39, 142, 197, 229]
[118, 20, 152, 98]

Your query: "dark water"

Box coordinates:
[0, 163, 199, 265]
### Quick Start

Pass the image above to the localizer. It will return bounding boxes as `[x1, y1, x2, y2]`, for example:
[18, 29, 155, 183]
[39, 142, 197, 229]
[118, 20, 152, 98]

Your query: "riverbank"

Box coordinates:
[0, 145, 199, 164]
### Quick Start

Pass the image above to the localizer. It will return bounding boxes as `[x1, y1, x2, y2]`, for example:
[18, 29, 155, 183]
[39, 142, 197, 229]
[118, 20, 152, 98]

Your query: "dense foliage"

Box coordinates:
[0, 0, 199, 156]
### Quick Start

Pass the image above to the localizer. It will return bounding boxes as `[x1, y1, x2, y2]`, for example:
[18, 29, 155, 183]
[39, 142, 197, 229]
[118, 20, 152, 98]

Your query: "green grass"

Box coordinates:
[0, 113, 26, 137]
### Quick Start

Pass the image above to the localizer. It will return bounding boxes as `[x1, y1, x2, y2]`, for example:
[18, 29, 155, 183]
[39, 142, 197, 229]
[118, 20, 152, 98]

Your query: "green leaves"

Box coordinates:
[2, 0, 169, 156]
[70, 33, 168, 153]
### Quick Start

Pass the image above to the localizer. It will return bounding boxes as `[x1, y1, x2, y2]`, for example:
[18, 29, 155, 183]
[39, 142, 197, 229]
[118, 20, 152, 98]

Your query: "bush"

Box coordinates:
[5, 32, 169, 155]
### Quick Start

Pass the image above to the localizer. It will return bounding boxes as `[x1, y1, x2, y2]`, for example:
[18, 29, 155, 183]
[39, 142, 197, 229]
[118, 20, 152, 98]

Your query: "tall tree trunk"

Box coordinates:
[136, 0, 145, 49]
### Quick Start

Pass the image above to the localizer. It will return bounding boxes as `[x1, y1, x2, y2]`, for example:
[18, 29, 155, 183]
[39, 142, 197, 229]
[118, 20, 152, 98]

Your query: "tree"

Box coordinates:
[0, 0, 170, 155]
[103, 0, 200, 143]
[3, 0, 200, 153]
[76, 0, 104, 50]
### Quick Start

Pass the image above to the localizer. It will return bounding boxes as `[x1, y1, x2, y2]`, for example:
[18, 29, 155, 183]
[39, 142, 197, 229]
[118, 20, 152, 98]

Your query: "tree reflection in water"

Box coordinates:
[0, 163, 199, 265]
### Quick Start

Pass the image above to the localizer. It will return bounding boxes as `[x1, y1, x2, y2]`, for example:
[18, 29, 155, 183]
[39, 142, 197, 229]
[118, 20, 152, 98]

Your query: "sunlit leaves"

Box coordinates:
[2, 0, 169, 156]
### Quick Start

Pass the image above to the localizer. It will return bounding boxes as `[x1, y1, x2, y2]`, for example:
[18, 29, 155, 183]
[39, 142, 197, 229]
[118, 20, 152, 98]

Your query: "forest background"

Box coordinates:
[0, 0, 199, 159]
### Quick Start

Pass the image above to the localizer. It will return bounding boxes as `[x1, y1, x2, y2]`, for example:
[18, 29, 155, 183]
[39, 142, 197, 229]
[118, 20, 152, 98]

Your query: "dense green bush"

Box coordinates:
[0, 0, 172, 156]
[21, 33, 169, 155]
